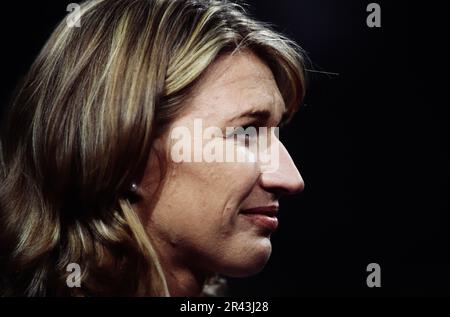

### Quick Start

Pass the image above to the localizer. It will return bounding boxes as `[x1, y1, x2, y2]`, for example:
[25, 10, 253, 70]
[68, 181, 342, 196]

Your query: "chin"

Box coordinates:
[220, 238, 273, 278]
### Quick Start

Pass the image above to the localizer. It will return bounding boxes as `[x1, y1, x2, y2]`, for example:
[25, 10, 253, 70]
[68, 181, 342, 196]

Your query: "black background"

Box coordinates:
[0, 1, 448, 297]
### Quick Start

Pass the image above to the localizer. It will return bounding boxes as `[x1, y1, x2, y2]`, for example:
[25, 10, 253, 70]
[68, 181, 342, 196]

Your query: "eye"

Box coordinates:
[226, 125, 257, 136]
[226, 125, 259, 148]
[238, 125, 258, 136]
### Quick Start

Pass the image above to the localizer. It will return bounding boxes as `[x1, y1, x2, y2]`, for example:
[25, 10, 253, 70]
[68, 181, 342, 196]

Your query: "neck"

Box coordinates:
[164, 263, 210, 297]
[152, 236, 210, 297]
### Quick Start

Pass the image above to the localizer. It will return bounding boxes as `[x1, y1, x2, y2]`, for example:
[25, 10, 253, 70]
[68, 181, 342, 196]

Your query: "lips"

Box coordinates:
[240, 205, 279, 231]
[240, 206, 279, 217]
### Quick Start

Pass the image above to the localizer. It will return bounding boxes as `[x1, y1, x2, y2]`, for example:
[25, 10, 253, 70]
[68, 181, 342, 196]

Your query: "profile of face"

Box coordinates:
[136, 51, 304, 291]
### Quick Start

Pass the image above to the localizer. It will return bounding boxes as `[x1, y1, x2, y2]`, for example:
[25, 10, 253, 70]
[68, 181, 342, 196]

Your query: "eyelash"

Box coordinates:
[226, 114, 285, 141]
[229, 124, 258, 136]
[228, 122, 283, 148]
[234, 122, 284, 134]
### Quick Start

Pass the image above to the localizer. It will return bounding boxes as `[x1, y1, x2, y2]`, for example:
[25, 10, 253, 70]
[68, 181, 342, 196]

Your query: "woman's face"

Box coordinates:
[137, 51, 304, 279]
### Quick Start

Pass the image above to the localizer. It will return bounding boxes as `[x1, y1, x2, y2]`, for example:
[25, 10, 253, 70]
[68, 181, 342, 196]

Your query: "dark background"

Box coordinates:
[0, 1, 448, 297]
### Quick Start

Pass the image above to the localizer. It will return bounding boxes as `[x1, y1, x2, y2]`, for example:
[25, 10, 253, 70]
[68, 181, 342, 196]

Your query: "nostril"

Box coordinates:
[271, 188, 290, 199]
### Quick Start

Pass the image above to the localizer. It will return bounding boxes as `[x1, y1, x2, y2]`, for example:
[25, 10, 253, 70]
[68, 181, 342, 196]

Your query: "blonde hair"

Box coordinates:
[0, 0, 306, 296]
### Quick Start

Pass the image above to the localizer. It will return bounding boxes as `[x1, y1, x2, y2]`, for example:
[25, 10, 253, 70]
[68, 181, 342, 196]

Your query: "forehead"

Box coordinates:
[184, 50, 285, 124]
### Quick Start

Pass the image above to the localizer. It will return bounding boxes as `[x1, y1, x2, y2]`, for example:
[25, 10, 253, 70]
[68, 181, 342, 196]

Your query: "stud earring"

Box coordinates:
[130, 183, 138, 193]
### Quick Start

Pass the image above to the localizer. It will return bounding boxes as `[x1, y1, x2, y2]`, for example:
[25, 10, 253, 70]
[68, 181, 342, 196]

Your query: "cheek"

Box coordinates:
[179, 155, 260, 210]
[148, 158, 260, 242]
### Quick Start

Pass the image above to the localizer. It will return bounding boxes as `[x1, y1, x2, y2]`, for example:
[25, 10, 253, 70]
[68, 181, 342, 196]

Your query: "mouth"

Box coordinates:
[239, 205, 279, 231]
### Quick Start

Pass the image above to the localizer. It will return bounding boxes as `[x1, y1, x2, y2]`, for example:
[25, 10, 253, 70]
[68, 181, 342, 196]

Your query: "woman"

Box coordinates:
[0, 0, 306, 296]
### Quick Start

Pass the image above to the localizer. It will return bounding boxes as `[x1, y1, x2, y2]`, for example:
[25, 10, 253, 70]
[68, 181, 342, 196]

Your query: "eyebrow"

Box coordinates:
[227, 107, 287, 126]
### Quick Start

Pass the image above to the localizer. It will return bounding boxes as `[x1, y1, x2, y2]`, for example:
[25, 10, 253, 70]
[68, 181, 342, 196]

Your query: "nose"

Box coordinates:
[259, 139, 305, 196]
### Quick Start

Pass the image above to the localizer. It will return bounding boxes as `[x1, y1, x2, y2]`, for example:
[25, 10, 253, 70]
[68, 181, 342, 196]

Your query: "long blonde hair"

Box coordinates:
[0, 0, 306, 296]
